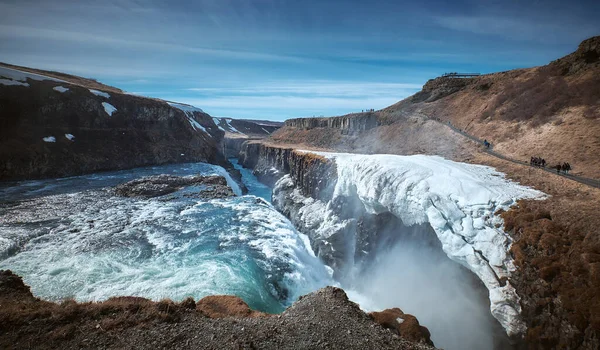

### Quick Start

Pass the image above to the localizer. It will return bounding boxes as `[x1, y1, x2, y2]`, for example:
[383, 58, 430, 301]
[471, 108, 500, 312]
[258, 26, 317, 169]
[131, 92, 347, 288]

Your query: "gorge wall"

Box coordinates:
[0, 66, 230, 181]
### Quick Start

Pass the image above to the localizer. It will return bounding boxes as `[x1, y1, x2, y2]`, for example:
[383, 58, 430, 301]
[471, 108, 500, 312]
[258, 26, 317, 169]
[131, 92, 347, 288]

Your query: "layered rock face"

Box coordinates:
[285, 112, 378, 132]
[0, 66, 228, 181]
[239, 142, 336, 194]
[222, 136, 253, 158]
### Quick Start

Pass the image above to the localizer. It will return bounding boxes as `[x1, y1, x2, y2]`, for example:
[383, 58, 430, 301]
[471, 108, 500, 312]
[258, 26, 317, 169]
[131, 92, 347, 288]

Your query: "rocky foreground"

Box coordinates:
[0, 270, 435, 349]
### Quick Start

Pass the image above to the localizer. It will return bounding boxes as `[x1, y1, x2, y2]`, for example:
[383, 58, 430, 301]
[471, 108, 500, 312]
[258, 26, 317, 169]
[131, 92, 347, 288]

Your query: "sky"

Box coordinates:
[1, 0, 599, 121]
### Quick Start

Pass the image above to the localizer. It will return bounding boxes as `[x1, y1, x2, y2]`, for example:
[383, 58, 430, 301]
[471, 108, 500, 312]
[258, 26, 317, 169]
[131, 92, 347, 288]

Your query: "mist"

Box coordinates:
[344, 224, 511, 350]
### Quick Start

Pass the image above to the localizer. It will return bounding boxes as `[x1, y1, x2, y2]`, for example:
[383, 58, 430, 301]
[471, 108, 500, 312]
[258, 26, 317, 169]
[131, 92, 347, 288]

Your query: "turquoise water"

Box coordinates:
[230, 158, 272, 202]
[0, 162, 331, 313]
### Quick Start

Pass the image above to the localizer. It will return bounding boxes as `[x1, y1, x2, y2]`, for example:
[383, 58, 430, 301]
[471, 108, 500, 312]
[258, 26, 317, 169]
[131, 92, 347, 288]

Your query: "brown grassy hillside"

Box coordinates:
[270, 36, 600, 178]
[384, 36, 600, 178]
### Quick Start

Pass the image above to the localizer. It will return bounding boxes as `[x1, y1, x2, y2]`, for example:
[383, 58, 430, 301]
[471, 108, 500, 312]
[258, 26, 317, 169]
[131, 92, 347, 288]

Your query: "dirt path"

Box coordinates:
[426, 115, 600, 189]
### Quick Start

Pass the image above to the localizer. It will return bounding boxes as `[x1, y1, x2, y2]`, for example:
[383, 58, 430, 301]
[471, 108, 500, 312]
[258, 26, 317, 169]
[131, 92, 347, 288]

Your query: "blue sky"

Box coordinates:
[1, 0, 599, 121]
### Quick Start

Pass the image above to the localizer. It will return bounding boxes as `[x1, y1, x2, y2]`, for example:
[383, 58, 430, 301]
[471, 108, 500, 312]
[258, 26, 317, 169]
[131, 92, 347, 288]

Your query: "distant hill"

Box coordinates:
[212, 117, 281, 138]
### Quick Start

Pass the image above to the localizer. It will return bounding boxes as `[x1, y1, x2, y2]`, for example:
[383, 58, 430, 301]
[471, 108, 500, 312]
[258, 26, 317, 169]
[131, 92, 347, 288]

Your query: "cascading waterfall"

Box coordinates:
[272, 151, 545, 349]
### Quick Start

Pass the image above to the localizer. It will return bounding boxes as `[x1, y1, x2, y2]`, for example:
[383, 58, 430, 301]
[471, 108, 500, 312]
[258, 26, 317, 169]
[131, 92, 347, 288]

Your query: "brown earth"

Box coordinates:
[259, 36, 600, 349]
[0, 270, 435, 350]
[370, 308, 434, 346]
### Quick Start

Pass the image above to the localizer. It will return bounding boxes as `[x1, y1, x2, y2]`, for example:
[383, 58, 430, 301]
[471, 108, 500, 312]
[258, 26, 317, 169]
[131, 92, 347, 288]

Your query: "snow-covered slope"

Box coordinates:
[273, 151, 545, 336]
[167, 102, 209, 134]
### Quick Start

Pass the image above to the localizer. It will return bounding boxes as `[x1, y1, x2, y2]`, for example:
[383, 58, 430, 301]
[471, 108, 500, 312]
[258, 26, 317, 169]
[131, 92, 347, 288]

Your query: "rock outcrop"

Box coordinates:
[113, 174, 235, 199]
[370, 308, 434, 346]
[0, 64, 230, 181]
[0, 270, 435, 350]
[551, 35, 600, 75]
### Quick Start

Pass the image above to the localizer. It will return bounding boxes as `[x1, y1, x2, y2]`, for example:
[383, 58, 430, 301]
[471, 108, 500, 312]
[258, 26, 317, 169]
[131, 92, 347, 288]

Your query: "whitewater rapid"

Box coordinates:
[0, 162, 331, 313]
[275, 151, 545, 338]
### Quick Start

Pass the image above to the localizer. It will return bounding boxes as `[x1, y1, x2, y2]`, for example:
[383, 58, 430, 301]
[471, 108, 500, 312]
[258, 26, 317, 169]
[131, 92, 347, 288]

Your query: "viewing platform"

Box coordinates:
[441, 72, 481, 78]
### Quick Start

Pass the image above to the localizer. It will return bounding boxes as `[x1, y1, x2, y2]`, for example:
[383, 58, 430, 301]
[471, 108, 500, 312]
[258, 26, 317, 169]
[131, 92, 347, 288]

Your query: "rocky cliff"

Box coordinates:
[0, 64, 230, 181]
[239, 142, 336, 197]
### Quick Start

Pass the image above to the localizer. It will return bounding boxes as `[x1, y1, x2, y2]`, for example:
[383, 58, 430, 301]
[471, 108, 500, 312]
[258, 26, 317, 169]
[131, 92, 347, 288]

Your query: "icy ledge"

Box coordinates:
[289, 151, 545, 336]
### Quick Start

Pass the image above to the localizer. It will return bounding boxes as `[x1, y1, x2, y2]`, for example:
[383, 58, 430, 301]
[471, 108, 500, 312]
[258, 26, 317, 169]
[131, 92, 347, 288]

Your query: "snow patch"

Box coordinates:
[53, 86, 69, 93]
[186, 116, 208, 134]
[102, 102, 117, 116]
[0, 67, 64, 83]
[167, 102, 204, 114]
[65, 134, 75, 141]
[278, 151, 545, 337]
[396, 317, 404, 324]
[261, 127, 271, 134]
[42, 136, 56, 143]
[225, 119, 244, 134]
[0, 79, 29, 87]
[89, 89, 110, 98]
[168, 102, 209, 134]
[212, 117, 226, 131]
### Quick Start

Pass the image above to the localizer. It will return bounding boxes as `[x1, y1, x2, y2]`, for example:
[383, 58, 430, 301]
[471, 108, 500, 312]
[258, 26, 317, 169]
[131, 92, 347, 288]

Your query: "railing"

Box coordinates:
[441, 72, 481, 78]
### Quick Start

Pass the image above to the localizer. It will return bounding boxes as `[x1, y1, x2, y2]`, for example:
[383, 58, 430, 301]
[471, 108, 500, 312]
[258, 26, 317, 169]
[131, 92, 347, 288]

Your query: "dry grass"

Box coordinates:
[0, 295, 187, 341]
[415, 64, 600, 178]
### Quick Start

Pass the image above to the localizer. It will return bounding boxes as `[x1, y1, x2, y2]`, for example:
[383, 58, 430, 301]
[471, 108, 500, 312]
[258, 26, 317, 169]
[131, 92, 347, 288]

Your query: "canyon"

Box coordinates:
[1, 36, 599, 350]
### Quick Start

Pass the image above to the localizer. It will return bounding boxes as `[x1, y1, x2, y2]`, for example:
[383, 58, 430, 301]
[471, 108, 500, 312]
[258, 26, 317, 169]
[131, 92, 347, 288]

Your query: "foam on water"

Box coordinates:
[0, 162, 331, 313]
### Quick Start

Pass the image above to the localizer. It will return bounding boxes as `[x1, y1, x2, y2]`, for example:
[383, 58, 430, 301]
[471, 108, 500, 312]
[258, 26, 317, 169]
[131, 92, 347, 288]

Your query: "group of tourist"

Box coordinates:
[556, 162, 572, 174]
[530, 156, 546, 167]
[530, 156, 572, 174]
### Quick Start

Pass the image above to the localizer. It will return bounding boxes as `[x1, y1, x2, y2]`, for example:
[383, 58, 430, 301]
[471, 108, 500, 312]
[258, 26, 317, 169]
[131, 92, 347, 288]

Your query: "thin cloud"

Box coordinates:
[0, 24, 309, 64]
[185, 81, 422, 98]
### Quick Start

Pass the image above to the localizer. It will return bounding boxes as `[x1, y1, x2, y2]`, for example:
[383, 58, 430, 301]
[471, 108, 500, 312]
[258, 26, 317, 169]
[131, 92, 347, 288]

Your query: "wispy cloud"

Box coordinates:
[1, 0, 598, 120]
[186, 81, 422, 98]
[0, 24, 308, 63]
